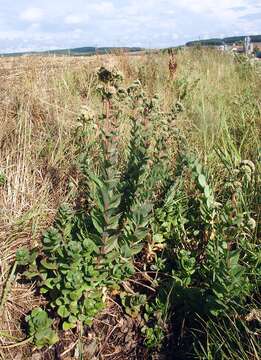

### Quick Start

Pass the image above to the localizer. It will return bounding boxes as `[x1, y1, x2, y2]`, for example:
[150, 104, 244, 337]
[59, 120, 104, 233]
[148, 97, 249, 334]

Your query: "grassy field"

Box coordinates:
[0, 49, 260, 359]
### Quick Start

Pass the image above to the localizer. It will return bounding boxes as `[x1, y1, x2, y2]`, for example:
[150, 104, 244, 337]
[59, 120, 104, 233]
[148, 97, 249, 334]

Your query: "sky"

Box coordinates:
[0, 0, 260, 53]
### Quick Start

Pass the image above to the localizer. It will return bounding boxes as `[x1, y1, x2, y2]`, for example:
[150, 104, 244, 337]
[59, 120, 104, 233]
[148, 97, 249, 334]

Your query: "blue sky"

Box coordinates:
[0, 0, 260, 53]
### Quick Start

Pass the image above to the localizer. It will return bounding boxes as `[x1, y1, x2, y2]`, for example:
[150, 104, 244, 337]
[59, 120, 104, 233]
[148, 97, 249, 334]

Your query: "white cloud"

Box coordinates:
[171, 33, 179, 40]
[91, 1, 115, 14]
[175, 0, 259, 19]
[20, 7, 44, 22]
[0, 30, 24, 40]
[64, 14, 86, 25]
[29, 23, 41, 30]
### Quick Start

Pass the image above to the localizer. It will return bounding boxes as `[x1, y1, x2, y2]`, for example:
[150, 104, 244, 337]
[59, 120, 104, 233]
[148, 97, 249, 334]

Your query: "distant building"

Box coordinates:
[231, 43, 244, 53]
[225, 37, 261, 56]
[218, 44, 229, 51]
[245, 36, 251, 54]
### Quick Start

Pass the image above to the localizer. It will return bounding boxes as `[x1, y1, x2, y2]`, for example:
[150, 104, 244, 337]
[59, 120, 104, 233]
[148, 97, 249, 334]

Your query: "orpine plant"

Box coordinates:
[16, 66, 178, 346]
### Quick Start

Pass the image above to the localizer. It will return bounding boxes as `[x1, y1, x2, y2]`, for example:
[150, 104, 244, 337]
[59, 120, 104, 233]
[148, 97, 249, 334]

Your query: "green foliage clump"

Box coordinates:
[15, 65, 260, 359]
[26, 308, 58, 348]
[16, 66, 178, 348]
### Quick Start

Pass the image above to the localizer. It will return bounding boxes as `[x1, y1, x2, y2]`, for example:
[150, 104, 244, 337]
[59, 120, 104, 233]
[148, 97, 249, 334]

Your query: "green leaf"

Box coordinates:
[40, 259, 58, 270]
[87, 172, 105, 189]
[57, 305, 70, 318]
[102, 237, 118, 254]
[24, 271, 40, 279]
[16, 248, 31, 265]
[91, 210, 104, 234]
[131, 243, 144, 256]
[121, 244, 132, 258]
[69, 301, 79, 314]
[55, 298, 63, 306]
[63, 321, 77, 330]
[69, 314, 78, 323]
[228, 250, 240, 268]
[196, 163, 202, 174]
[204, 185, 210, 198]
[42, 278, 54, 289]
[69, 289, 83, 301]
[198, 174, 207, 188]
[153, 234, 165, 244]
[206, 196, 214, 208]
[83, 238, 98, 253]
[40, 287, 49, 294]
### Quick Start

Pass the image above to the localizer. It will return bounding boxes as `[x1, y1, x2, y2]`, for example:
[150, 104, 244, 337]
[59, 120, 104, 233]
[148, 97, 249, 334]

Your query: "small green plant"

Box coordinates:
[120, 292, 147, 318]
[141, 297, 168, 349]
[26, 308, 58, 348]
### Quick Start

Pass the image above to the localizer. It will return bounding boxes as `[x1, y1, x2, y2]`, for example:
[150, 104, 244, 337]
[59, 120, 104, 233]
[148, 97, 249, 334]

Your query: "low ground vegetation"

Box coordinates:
[0, 50, 260, 359]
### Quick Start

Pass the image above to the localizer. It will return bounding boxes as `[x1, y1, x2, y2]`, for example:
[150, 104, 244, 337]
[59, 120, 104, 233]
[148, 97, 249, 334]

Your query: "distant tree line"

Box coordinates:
[0, 47, 144, 57]
[186, 35, 261, 47]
